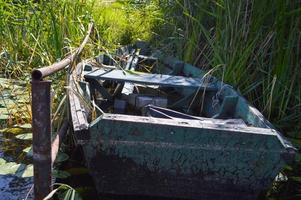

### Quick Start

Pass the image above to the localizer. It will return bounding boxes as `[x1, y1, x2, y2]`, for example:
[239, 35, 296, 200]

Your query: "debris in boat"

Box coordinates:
[67, 43, 296, 200]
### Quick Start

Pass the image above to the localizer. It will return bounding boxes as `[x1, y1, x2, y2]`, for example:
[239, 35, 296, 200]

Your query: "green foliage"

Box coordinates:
[0, 0, 300, 199]
[53, 169, 71, 179]
[55, 152, 69, 163]
[0, 0, 159, 78]
[154, 0, 301, 128]
[44, 183, 82, 200]
[150, 1, 301, 199]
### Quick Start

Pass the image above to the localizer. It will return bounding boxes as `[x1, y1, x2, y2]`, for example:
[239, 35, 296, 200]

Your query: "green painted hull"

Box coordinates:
[69, 43, 295, 199]
[82, 114, 286, 199]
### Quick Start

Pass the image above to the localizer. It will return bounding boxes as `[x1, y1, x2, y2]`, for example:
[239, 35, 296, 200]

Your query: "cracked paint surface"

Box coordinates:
[81, 114, 288, 200]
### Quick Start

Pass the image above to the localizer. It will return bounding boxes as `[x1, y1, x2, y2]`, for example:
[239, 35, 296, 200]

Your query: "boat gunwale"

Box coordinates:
[67, 46, 296, 154]
[90, 113, 278, 137]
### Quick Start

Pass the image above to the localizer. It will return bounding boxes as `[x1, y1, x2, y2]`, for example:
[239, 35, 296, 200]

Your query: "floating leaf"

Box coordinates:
[53, 169, 71, 179]
[15, 133, 32, 140]
[0, 160, 33, 178]
[19, 164, 33, 178]
[0, 114, 9, 120]
[0, 107, 9, 114]
[0, 158, 6, 165]
[19, 123, 32, 129]
[23, 146, 33, 157]
[0, 127, 24, 134]
[55, 152, 69, 163]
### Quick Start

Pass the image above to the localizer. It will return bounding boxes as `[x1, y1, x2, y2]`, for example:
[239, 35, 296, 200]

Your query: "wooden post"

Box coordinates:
[31, 80, 52, 200]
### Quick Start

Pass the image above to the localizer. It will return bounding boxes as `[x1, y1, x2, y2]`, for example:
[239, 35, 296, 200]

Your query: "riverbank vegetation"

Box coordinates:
[0, 0, 300, 199]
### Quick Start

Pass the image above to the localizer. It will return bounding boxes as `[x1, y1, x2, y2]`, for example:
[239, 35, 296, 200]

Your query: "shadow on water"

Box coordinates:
[0, 131, 33, 200]
[0, 77, 33, 199]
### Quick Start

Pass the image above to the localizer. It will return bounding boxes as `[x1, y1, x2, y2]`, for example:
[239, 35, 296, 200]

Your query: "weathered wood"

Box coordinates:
[68, 63, 90, 140]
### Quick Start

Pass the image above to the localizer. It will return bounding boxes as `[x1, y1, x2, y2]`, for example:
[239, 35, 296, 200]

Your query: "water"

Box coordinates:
[0, 78, 33, 200]
[0, 129, 34, 200]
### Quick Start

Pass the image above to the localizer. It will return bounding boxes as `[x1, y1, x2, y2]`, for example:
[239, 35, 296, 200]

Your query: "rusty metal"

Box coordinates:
[51, 121, 69, 164]
[32, 22, 94, 81]
[32, 56, 73, 81]
[30, 22, 94, 200]
[31, 80, 52, 200]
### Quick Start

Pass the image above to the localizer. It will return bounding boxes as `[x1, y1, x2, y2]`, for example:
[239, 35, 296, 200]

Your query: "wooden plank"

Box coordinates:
[68, 63, 90, 140]
[84, 69, 217, 91]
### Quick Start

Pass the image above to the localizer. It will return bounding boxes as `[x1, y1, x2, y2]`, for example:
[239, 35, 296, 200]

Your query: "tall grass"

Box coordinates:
[152, 0, 301, 199]
[0, 0, 159, 78]
[153, 0, 301, 133]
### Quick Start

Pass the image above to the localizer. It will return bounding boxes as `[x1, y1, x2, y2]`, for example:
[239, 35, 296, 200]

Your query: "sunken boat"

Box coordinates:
[68, 42, 296, 200]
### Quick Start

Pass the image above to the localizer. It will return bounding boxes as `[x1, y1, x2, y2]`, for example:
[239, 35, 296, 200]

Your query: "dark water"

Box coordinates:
[0, 131, 34, 200]
[0, 78, 33, 200]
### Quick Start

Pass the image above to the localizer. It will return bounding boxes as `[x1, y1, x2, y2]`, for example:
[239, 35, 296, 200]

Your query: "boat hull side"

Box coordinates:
[83, 114, 287, 199]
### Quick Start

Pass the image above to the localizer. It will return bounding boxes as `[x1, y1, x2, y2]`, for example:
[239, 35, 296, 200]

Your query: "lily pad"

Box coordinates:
[15, 133, 32, 140]
[0, 158, 6, 165]
[0, 114, 9, 120]
[0, 107, 9, 113]
[19, 123, 32, 129]
[22, 146, 33, 157]
[0, 159, 33, 178]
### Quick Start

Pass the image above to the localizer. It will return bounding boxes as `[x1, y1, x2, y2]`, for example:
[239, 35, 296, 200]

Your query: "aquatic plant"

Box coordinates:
[0, 0, 300, 199]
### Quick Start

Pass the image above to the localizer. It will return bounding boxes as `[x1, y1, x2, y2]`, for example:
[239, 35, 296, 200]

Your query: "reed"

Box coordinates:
[1, 0, 300, 199]
[152, 1, 301, 199]
[153, 0, 301, 132]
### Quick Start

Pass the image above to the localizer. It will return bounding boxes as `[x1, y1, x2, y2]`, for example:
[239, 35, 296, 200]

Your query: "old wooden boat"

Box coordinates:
[68, 42, 296, 200]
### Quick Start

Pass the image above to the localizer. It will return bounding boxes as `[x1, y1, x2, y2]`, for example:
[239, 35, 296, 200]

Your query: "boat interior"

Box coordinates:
[78, 43, 264, 130]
